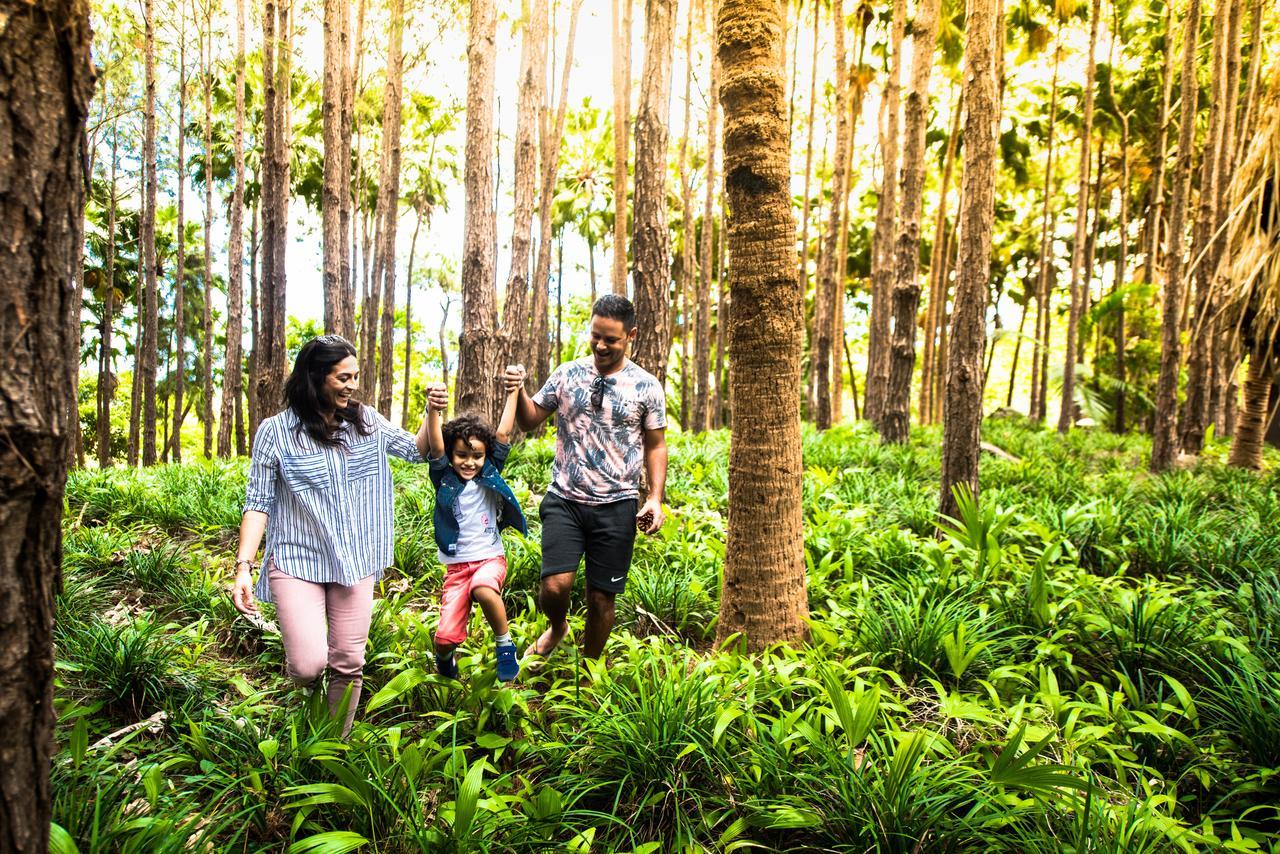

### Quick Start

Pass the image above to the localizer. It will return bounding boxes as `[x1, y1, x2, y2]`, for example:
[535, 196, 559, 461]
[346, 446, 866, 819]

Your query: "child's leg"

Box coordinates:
[435, 562, 477, 650]
[469, 556, 510, 638]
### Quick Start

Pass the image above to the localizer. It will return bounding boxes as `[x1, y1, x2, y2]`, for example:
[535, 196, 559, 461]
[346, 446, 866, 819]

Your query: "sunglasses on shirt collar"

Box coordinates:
[590, 375, 615, 409]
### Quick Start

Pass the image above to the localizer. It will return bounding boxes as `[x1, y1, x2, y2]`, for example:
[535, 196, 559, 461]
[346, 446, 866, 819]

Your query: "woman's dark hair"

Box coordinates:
[284, 335, 372, 447]
[592, 294, 636, 331]
[442, 413, 497, 459]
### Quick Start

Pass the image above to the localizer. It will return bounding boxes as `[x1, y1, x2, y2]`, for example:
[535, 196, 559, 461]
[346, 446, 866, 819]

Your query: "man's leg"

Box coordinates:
[527, 571, 573, 657]
[582, 584, 617, 659]
[528, 493, 585, 659]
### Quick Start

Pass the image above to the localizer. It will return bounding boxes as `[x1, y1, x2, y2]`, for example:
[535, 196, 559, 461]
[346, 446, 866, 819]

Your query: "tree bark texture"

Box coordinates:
[920, 87, 962, 424]
[630, 0, 676, 385]
[693, 32, 720, 434]
[1209, 0, 1242, 434]
[715, 0, 808, 651]
[376, 0, 404, 418]
[218, 0, 247, 457]
[201, 6, 215, 458]
[323, 0, 352, 336]
[864, 0, 906, 425]
[880, 0, 942, 444]
[1150, 0, 1201, 473]
[1056, 0, 1101, 433]
[795, 0, 818, 380]
[813, 0, 848, 430]
[456, 0, 500, 419]
[140, 0, 159, 465]
[940, 0, 998, 522]
[98, 126, 119, 468]
[1143, 3, 1176, 287]
[1228, 353, 1271, 469]
[612, 0, 632, 295]
[678, 0, 695, 429]
[257, 0, 290, 422]
[0, 0, 92, 846]
[171, 28, 187, 463]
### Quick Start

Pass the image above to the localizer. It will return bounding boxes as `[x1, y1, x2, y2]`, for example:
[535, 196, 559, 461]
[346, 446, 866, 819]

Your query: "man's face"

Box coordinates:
[323, 356, 360, 410]
[589, 315, 634, 373]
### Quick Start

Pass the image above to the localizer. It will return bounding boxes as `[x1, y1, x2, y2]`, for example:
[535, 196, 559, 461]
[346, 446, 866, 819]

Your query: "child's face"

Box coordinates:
[449, 436, 487, 480]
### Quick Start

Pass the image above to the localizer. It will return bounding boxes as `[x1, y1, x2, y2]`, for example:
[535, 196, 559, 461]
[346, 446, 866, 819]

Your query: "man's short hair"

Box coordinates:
[592, 294, 636, 331]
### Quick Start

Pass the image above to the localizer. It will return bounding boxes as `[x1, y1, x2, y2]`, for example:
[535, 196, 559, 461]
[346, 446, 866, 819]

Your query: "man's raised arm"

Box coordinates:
[505, 365, 553, 432]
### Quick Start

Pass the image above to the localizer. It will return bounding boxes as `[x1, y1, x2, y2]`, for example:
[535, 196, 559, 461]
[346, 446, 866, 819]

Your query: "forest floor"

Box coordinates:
[52, 416, 1280, 852]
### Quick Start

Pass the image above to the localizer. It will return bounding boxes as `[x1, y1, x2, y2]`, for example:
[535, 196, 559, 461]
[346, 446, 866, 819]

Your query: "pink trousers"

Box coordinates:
[268, 564, 376, 735]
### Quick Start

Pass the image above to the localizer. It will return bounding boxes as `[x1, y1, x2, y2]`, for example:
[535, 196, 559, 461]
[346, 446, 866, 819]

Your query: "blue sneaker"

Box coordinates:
[496, 642, 520, 683]
[435, 651, 458, 680]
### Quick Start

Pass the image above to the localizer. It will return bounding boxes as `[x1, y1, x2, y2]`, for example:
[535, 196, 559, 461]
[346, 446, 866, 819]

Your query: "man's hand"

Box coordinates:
[502, 364, 527, 394]
[636, 497, 665, 535]
[231, 568, 258, 615]
[426, 382, 449, 412]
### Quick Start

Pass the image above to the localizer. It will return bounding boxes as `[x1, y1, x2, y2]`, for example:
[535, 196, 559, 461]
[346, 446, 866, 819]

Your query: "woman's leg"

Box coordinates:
[324, 574, 377, 736]
[268, 564, 329, 686]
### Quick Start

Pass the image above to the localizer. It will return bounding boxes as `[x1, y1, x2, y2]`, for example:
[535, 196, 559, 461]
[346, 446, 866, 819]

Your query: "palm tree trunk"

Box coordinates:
[1150, 0, 1202, 472]
[940, 0, 998, 522]
[1228, 353, 1272, 469]
[715, 0, 808, 650]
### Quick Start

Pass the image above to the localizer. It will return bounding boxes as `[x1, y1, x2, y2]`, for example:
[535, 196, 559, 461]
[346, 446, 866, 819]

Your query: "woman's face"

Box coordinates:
[322, 356, 360, 410]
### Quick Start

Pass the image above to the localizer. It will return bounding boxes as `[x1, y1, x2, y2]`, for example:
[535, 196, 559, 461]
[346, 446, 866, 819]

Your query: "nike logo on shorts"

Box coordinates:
[610, 575, 625, 583]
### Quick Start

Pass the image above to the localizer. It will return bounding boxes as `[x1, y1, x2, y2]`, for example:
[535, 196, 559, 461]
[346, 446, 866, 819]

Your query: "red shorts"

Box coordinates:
[434, 555, 507, 645]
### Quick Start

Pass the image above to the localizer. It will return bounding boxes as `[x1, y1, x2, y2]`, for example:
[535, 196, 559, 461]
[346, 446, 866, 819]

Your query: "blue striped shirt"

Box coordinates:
[244, 406, 424, 602]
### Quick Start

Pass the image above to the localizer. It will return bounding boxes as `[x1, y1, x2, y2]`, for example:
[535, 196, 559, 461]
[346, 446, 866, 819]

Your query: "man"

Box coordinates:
[510, 294, 668, 662]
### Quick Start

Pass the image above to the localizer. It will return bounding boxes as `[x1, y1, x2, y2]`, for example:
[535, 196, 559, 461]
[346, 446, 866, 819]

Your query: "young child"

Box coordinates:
[425, 367, 529, 682]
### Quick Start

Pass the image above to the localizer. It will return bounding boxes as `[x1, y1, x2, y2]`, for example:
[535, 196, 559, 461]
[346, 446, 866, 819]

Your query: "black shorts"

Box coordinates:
[539, 492, 638, 595]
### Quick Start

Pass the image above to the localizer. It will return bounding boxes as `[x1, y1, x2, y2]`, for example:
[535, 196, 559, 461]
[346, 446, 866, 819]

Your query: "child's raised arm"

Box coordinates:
[496, 364, 526, 444]
[424, 382, 448, 458]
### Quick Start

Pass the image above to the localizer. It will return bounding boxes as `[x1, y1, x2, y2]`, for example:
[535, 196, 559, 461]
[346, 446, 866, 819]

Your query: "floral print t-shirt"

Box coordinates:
[532, 357, 667, 505]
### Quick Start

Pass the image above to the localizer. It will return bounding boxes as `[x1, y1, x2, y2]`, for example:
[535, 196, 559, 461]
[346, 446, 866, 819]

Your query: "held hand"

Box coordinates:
[636, 497, 665, 535]
[426, 382, 449, 412]
[231, 569, 259, 615]
[502, 364, 527, 394]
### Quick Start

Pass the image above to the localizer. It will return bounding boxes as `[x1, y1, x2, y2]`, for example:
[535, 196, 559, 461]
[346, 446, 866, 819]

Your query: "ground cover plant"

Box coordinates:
[51, 418, 1280, 852]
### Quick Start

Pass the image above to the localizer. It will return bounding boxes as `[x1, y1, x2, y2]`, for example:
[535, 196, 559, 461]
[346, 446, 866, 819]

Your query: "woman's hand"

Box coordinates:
[232, 568, 259, 615]
[426, 382, 449, 412]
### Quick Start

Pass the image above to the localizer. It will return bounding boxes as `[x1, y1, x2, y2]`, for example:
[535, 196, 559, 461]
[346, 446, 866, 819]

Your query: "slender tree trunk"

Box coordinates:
[140, 0, 159, 465]
[1083, 133, 1105, 369]
[1144, 1, 1176, 287]
[456, 0, 500, 418]
[201, 0, 215, 457]
[1233, 0, 1261, 167]
[715, 0, 807, 650]
[920, 86, 961, 424]
[1113, 103, 1130, 433]
[795, 0, 819, 340]
[1228, 353, 1271, 469]
[339, 0, 358, 339]
[531, 0, 584, 386]
[218, 0, 247, 457]
[1005, 289, 1029, 408]
[501, 0, 547, 375]
[401, 203, 423, 428]
[832, 31, 868, 425]
[630, 0, 677, 384]
[247, 198, 261, 442]
[940, 0, 998, 521]
[678, 0, 695, 428]
[99, 125, 119, 468]
[0, 0, 91, 843]
[864, 0, 906, 425]
[1210, 0, 1243, 434]
[694, 22, 720, 434]
[612, 0, 633, 295]
[1057, 0, 1101, 433]
[257, 0, 291, 423]
[377, 0, 404, 418]
[171, 24, 188, 463]
[1179, 0, 1228, 453]
[1151, 0, 1201, 472]
[933, 218, 959, 420]
[880, 0, 943, 443]
[1030, 38, 1060, 423]
[323, 0, 352, 336]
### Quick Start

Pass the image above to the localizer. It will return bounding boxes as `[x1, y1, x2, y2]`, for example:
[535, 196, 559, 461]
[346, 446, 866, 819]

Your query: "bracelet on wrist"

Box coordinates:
[234, 559, 256, 573]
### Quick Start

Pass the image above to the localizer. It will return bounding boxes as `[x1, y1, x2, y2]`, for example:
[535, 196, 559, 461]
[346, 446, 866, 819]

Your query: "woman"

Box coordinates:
[231, 334, 429, 734]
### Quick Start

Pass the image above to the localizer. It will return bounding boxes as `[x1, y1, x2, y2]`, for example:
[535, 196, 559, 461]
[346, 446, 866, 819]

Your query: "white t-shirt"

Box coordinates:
[439, 480, 504, 565]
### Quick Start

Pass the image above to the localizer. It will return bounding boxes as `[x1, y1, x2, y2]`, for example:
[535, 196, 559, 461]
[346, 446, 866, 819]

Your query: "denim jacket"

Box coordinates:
[428, 440, 529, 558]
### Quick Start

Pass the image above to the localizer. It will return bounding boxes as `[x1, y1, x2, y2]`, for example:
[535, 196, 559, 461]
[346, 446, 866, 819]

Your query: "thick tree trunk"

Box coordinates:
[813, 0, 850, 430]
[612, 0, 632, 295]
[456, 0, 500, 418]
[715, 0, 807, 650]
[140, 0, 159, 465]
[1150, 0, 1201, 473]
[880, 0, 942, 444]
[376, 0, 404, 418]
[171, 29, 188, 464]
[0, 0, 91, 845]
[864, 0, 906, 425]
[323, 0, 352, 336]
[1179, 0, 1228, 453]
[694, 33, 720, 434]
[940, 0, 997, 522]
[1228, 353, 1271, 469]
[500, 0, 547, 375]
[531, 0, 584, 386]
[630, 0, 677, 384]
[257, 0, 291, 422]
[218, 0, 247, 457]
[201, 7, 215, 457]
[1057, 0, 1101, 433]
[920, 87, 961, 424]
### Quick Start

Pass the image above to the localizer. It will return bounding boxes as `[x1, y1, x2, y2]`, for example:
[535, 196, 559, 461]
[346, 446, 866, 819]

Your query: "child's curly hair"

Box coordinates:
[442, 412, 497, 459]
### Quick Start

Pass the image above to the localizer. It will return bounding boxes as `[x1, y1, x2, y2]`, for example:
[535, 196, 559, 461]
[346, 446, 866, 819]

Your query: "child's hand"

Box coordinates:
[426, 382, 449, 412]
[503, 364, 527, 393]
